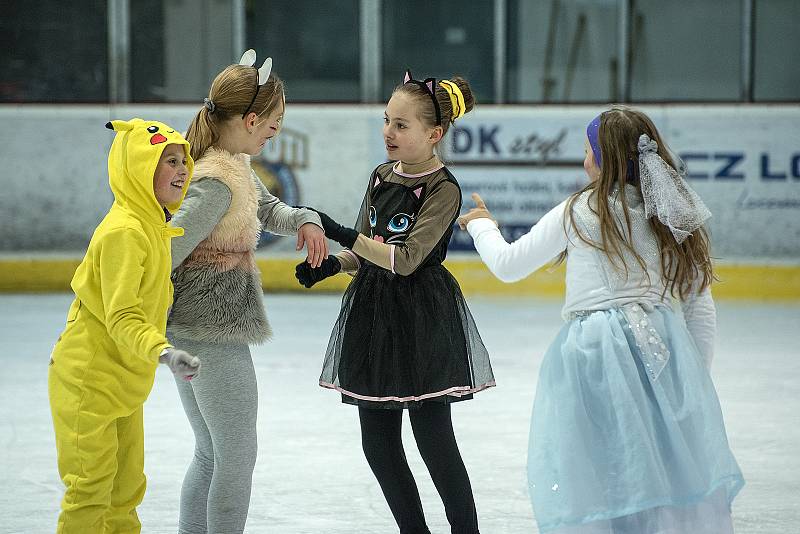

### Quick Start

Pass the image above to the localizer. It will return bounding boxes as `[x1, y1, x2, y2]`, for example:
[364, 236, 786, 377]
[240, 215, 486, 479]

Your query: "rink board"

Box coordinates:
[0, 255, 798, 301]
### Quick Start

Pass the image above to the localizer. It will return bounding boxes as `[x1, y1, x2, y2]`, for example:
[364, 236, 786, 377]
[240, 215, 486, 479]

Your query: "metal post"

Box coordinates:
[563, 12, 587, 101]
[494, 0, 507, 103]
[542, 0, 560, 102]
[741, 0, 754, 101]
[617, 0, 630, 102]
[232, 0, 246, 60]
[360, 0, 381, 102]
[107, 0, 130, 103]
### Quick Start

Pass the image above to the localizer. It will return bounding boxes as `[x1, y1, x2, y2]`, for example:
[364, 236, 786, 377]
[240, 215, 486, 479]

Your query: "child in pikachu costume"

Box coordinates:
[49, 118, 202, 533]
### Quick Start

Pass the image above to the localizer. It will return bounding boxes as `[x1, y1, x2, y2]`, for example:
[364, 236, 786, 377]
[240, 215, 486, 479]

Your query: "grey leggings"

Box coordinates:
[168, 334, 258, 534]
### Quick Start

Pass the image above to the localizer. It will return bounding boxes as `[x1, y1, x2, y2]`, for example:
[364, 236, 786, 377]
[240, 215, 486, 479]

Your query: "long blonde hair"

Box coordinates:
[185, 64, 285, 161]
[560, 106, 713, 299]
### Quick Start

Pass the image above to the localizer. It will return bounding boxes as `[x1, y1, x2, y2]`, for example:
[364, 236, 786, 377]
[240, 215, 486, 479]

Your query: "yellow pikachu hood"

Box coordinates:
[105, 118, 194, 220]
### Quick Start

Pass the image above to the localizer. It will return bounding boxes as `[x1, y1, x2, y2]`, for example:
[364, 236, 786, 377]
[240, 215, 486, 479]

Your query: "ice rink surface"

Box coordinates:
[0, 293, 797, 533]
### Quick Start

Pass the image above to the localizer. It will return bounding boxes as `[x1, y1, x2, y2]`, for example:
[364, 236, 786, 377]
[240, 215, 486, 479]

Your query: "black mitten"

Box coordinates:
[295, 256, 342, 288]
[312, 210, 359, 249]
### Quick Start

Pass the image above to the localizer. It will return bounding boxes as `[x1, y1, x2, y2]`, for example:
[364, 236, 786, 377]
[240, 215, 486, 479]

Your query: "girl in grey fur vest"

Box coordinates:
[167, 52, 327, 534]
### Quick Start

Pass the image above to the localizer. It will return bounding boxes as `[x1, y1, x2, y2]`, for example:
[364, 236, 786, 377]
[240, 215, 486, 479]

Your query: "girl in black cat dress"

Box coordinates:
[296, 71, 494, 534]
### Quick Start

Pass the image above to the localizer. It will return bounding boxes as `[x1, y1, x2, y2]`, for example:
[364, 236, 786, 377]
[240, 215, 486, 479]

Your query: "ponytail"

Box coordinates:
[185, 106, 218, 161]
[185, 64, 286, 161]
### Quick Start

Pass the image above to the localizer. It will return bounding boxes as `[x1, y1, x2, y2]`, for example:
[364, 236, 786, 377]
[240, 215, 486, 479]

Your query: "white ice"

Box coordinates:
[0, 293, 798, 533]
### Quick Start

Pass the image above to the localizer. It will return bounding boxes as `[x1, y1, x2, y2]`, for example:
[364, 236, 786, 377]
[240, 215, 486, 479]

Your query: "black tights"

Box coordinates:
[358, 403, 479, 534]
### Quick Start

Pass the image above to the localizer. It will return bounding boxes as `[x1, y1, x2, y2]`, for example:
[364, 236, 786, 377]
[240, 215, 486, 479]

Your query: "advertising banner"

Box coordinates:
[1, 104, 797, 260]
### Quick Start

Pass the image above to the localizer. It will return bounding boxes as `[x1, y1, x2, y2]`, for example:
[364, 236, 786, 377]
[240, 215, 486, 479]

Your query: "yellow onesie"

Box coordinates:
[48, 118, 193, 533]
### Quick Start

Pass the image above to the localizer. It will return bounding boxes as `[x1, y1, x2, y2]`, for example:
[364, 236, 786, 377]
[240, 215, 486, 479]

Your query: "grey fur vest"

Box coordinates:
[168, 148, 271, 344]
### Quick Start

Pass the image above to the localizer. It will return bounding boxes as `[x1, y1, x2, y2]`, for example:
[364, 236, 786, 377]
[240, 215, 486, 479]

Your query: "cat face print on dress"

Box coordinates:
[368, 174, 426, 245]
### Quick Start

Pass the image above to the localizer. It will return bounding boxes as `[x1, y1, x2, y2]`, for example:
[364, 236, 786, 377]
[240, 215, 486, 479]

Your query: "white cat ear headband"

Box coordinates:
[239, 49, 273, 119]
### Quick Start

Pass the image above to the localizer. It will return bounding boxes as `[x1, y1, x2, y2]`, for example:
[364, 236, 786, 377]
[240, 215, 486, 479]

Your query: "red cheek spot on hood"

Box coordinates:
[150, 133, 168, 145]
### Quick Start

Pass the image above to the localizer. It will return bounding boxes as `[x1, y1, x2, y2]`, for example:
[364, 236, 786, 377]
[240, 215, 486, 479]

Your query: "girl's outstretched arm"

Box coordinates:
[252, 173, 327, 266]
[461, 194, 571, 283]
[315, 180, 460, 276]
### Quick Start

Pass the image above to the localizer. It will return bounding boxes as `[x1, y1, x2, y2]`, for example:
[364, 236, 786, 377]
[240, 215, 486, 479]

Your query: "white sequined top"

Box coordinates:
[466, 186, 716, 367]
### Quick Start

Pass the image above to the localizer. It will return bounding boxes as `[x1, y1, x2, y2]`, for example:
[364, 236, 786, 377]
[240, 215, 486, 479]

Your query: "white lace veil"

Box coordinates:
[638, 134, 712, 243]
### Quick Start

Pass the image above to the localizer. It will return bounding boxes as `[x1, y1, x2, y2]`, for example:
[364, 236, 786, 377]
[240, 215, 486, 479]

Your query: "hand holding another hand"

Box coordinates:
[297, 222, 329, 268]
[295, 256, 342, 288]
[310, 209, 359, 249]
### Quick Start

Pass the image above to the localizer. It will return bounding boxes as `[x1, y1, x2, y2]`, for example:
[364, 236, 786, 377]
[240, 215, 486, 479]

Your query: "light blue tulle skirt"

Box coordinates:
[528, 304, 744, 534]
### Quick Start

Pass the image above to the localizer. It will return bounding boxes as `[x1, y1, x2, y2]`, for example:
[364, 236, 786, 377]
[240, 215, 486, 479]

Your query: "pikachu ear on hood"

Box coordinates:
[105, 120, 134, 132]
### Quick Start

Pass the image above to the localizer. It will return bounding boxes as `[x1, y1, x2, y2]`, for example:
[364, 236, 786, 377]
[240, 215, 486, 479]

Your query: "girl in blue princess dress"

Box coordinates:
[459, 105, 743, 533]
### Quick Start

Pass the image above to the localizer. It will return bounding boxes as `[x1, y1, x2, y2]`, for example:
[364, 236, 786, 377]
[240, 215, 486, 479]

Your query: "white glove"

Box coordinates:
[159, 348, 201, 381]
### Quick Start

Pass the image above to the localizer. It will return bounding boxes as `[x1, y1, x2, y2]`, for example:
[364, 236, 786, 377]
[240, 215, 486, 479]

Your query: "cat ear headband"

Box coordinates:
[403, 70, 442, 126]
[239, 49, 273, 119]
[402, 71, 466, 125]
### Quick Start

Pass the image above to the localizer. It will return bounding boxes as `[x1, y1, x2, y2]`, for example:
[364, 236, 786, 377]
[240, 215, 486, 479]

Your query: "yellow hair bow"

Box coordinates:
[438, 80, 466, 122]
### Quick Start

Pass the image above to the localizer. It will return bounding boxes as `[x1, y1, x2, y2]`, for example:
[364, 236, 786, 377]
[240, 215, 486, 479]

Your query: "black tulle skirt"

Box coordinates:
[319, 263, 495, 409]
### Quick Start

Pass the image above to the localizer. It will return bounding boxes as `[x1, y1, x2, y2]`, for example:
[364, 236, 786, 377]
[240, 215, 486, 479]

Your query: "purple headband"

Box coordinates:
[586, 112, 639, 181]
[586, 114, 602, 167]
